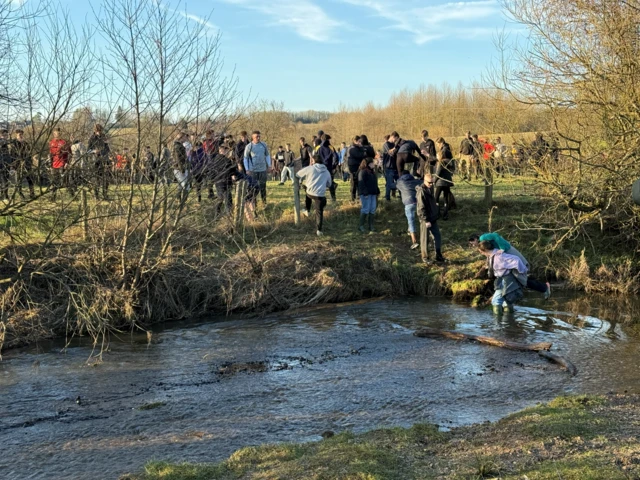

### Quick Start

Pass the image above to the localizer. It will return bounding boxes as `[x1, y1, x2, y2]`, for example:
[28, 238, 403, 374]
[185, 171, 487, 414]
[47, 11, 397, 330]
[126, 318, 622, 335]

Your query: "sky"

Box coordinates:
[66, 0, 516, 112]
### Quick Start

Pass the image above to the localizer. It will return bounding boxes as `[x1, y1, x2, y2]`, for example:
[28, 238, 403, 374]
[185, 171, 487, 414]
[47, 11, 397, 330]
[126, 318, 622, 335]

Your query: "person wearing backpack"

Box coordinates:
[243, 130, 272, 205]
[416, 174, 445, 263]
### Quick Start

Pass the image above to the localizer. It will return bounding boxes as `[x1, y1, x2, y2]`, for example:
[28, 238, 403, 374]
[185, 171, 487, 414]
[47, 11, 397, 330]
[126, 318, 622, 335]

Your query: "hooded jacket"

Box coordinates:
[296, 163, 332, 198]
[416, 183, 439, 223]
[318, 140, 336, 172]
[357, 166, 379, 196]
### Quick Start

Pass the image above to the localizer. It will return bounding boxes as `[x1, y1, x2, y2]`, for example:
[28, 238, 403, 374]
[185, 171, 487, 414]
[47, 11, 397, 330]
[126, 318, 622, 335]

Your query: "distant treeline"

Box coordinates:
[289, 110, 332, 124]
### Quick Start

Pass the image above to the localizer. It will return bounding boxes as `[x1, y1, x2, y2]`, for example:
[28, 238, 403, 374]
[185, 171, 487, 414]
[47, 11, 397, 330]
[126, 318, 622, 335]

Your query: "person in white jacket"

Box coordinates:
[296, 156, 333, 237]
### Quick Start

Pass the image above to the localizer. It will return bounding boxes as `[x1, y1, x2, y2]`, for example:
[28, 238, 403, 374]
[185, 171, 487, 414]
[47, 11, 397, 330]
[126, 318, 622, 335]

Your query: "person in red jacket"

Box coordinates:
[49, 128, 73, 197]
[482, 139, 496, 161]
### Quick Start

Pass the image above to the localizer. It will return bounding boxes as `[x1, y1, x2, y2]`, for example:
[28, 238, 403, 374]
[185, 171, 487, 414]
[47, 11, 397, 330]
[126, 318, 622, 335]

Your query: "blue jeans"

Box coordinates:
[384, 168, 398, 200]
[491, 279, 524, 307]
[360, 195, 377, 215]
[404, 204, 417, 233]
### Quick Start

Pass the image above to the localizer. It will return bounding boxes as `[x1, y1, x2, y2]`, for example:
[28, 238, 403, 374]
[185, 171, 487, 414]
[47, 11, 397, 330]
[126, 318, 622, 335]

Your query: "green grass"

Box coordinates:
[131, 394, 640, 480]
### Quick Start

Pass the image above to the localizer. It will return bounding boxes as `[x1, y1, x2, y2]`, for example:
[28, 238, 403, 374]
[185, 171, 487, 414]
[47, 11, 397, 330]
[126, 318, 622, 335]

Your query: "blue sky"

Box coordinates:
[69, 0, 513, 111]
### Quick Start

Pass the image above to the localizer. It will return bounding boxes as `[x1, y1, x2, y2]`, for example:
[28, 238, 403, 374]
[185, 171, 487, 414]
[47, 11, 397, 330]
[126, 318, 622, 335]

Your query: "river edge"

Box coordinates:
[127, 394, 640, 480]
[4, 178, 639, 352]
[2, 242, 491, 351]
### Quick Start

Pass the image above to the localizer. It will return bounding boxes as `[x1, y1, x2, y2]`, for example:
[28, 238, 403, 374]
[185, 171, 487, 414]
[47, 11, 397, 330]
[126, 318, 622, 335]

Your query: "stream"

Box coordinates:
[1, 295, 639, 479]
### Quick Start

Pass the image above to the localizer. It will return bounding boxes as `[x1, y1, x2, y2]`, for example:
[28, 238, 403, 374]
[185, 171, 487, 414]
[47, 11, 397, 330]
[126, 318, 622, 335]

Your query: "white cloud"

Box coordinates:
[221, 0, 342, 42]
[179, 11, 219, 31]
[341, 0, 502, 44]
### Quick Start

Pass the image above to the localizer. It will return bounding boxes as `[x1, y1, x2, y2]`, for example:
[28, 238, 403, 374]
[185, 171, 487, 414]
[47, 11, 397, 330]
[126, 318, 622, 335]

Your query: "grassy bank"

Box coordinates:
[1, 175, 637, 350]
[130, 394, 640, 480]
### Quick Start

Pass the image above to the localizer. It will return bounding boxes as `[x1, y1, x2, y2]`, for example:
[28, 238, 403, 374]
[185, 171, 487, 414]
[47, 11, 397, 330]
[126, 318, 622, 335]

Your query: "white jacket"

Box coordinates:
[296, 164, 332, 198]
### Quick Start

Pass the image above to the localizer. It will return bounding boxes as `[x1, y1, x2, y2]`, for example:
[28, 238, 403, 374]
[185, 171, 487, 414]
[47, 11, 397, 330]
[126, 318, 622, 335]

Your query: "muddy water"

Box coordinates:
[1, 295, 639, 480]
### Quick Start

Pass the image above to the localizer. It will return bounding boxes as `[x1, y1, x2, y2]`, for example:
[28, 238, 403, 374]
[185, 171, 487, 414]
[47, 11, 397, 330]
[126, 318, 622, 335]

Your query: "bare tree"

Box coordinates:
[488, 0, 640, 249]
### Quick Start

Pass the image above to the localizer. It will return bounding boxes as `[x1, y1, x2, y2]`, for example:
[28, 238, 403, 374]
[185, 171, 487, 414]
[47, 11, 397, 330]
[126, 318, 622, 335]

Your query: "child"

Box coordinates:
[477, 240, 528, 313]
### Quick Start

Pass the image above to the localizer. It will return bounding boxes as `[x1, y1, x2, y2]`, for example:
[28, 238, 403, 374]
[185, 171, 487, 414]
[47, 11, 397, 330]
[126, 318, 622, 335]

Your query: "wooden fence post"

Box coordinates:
[484, 166, 493, 207]
[81, 189, 89, 241]
[293, 159, 302, 226]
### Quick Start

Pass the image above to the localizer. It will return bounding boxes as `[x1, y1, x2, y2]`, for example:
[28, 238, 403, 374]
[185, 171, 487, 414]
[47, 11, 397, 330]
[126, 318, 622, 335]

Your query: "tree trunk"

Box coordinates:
[538, 351, 578, 376]
[413, 327, 552, 352]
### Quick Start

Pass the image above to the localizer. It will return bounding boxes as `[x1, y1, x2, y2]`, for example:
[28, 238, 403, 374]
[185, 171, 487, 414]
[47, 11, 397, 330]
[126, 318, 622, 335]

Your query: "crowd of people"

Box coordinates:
[0, 124, 553, 312]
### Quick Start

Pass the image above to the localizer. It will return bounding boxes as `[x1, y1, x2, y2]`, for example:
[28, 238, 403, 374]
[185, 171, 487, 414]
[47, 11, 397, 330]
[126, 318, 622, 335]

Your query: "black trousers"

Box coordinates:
[434, 186, 452, 218]
[305, 194, 327, 231]
[349, 167, 359, 200]
[215, 182, 232, 213]
[527, 277, 547, 293]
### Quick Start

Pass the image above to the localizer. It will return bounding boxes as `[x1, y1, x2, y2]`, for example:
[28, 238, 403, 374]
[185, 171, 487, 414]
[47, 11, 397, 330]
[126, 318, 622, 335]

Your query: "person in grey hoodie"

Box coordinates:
[296, 156, 333, 237]
[243, 130, 272, 205]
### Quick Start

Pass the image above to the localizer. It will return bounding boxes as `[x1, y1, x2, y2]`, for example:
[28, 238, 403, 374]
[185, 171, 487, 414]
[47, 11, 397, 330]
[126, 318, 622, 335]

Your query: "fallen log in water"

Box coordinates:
[414, 327, 552, 352]
[538, 351, 578, 376]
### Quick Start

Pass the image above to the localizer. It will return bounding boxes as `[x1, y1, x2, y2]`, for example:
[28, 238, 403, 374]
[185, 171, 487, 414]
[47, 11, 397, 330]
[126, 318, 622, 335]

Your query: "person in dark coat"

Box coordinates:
[389, 131, 427, 176]
[416, 174, 445, 263]
[298, 137, 313, 169]
[419, 130, 437, 177]
[317, 134, 338, 202]
[211, 144, 235, 213]
[381, 134, 398, 200]
[347, 136, 364, 202]
[357, 158, 380, 233]
[434, 137, 455, 220]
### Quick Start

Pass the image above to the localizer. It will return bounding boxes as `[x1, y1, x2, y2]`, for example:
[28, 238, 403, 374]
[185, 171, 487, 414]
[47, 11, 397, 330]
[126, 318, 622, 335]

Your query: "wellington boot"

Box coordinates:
[359, 213, 367, 233]
[368, 213, 375, 232]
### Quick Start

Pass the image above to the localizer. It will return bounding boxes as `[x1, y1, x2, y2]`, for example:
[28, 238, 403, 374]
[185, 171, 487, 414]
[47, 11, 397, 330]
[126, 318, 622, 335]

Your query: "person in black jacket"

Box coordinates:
[357, 158, 380, 233]
[416, 174, 445, 263]
[10, 129, 35, 199]
[434, 137, 455, 220]
[347, 136, 364, 202]
[234, 131, 249, 171]
[87, 124, 111, 200]
[298, 137, 313, 168]
[389, 131, 427, 176]
[419, 130, 437, 177]
[211, 144, 235, 213]
[459, 132, 474, 180]
[317, 134, 339, 202]
[381, 134, 398, 200]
